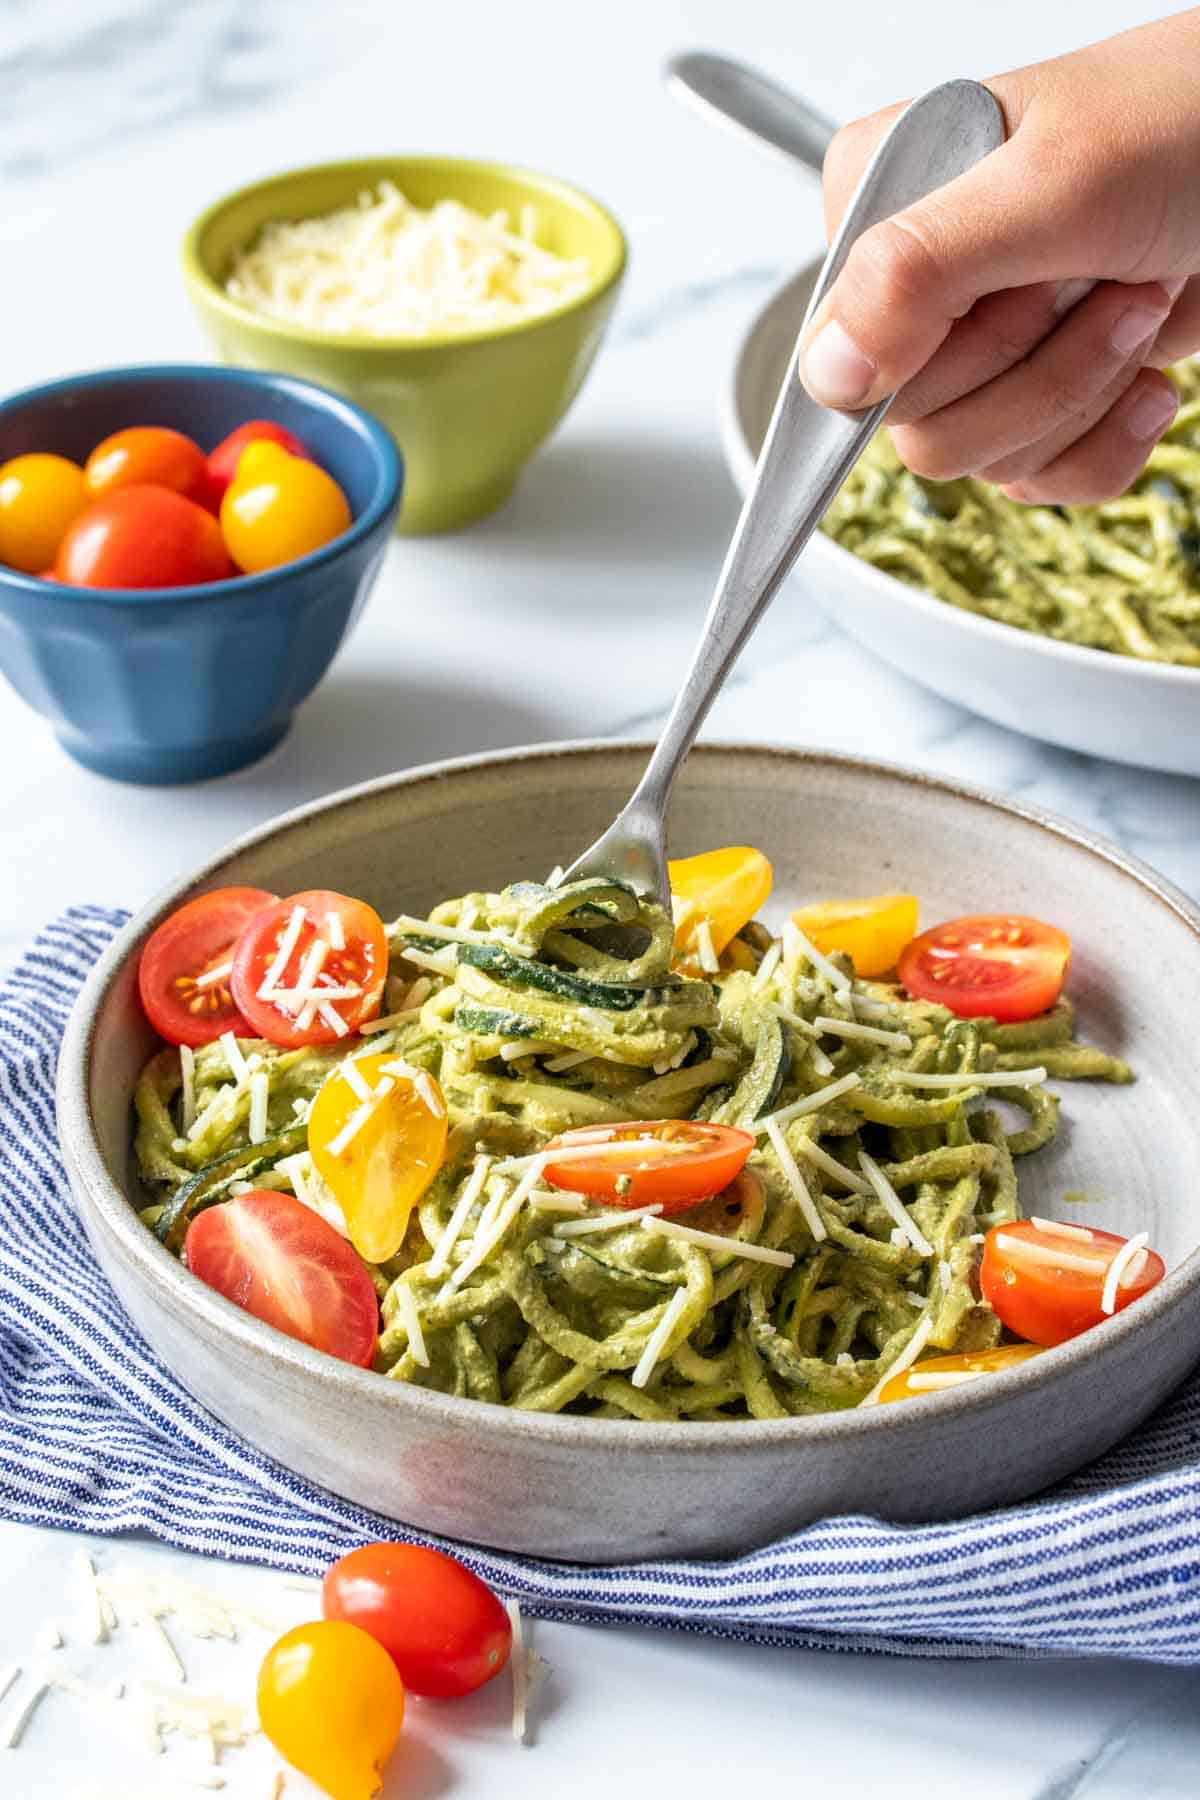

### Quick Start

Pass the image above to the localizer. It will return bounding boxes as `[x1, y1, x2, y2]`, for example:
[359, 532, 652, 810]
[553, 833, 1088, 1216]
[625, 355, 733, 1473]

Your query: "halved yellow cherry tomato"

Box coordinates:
[875, 1342, 1043, 1405]
[0, 453, 88, 573]
[308, 1053, 447, 1262]
[669, 847, 773, 964]
[258, 1620, 404, 1800]
[790, 893, 919, 978]
[220, 440, 351, 573]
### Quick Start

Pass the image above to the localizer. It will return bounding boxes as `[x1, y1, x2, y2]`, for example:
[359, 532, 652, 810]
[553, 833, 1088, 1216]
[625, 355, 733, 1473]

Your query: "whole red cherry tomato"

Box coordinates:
[84, 427, 207, 503]
[323, 1543, 512, 1698]
[203, 419, 313, 509]
[54, 486, 234, 588]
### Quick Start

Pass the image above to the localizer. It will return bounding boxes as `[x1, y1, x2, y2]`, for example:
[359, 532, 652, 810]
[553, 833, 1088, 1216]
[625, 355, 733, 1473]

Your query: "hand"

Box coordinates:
[798, 12, 1200, 503]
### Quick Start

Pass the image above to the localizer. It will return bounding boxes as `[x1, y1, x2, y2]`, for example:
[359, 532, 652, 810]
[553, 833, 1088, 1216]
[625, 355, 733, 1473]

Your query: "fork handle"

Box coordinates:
[665, 50, 837, 176]
[621, 79, 1005, 893]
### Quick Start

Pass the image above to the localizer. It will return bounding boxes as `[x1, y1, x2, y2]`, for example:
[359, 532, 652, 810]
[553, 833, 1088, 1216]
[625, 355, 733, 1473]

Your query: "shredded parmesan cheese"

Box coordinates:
[506, 1599, 529, 1743]
[783, 921, 852, 995]
[0, 1668, 49, 1747]
[859, 1152, 934, 1258]
[218, 1032, 249, 1087]
[693, 920, 719, 974]
[860, 1314, 935, 1406]
[1030, 1215, 1094, 1241]
[992, 1231, 1101, 1275]
[630, 1285, 692, 1390]
[641, 1214, 795, 1268]
[889, 1066, 1048, 1089]
[905, 1370, 980, 1391]
[257, 906, 308, 996]
[764, 1119, 826, 1242]
[324, 1078, 395, 1158]
[755, 1071, 862, 1134]
[179, 1045, 197, 1135]
[1101, 1232, 1150, 1315]
[813, 1015, 913, 1051]
[389, 914, 494, 945]
[248, 1070, 270, 1145]
[194, 961, 234, 991]
[394, 1285, 429, 1368]
[792, 1135, 872, 1194]
[751, 939, 782, 990]
[226, 181, 593, 340]
[340, 1059, 372, 1102]
[428, 1156, 493, 1275]
[552, 1202, 664, 1238]
[325, 910, 345, 952]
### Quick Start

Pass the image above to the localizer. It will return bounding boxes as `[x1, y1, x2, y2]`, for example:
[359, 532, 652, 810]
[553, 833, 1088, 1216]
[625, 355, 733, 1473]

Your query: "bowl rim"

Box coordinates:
[56, 738, 1200, 1456]
[181, 154, 629, 356]
[722, 263, 1200, 690]
[0, 363, 402, 607]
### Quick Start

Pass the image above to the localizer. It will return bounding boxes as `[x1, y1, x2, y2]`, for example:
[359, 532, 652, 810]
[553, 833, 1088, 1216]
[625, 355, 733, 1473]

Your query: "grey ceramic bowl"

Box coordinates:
[58, 743, 1200, 1561]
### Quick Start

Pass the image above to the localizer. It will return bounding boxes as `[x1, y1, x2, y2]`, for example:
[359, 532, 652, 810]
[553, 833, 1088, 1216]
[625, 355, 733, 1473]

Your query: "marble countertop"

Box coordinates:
[3, 0, 1199, 1793]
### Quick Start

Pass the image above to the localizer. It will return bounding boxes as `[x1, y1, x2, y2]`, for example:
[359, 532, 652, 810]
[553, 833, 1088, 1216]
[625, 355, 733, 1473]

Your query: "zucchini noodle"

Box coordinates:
[823, 360, 1200, 667]
[133, 876, 1132, 1419]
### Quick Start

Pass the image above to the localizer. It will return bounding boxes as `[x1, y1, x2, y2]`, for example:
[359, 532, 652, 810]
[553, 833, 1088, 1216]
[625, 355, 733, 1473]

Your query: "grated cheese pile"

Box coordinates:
[224, 180, 594, 338]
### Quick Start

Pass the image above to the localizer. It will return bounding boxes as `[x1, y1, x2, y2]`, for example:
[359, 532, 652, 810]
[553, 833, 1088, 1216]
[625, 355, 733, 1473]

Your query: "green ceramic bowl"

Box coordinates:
[182, 156, 627, 534]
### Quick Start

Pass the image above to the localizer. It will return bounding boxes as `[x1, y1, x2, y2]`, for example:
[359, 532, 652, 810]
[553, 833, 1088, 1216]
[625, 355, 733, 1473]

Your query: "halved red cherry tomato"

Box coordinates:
[138, 886, 277, 1046]
[54, 485, 234, 588]
[84, 426, 207, 503]
[185, 1189, 379, 1366]
[898, 914, 1071, 1022]
[323, 1544, 511, 1699]
[231, 890, 387, 1047]
[876, 1343, 1044, 1404]
[203, 419, 312, 508]
[542, 1120, 754, 1212]
[980, 1218, 1165, 1347]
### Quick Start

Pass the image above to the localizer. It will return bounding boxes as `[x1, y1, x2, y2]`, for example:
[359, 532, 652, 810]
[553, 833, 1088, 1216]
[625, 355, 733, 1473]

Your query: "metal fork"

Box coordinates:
[559, 75, 1004, 903]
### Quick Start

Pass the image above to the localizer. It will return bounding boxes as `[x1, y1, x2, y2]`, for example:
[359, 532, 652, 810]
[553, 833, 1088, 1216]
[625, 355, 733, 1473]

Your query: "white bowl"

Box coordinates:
[57, 743, 1200, 1562]
[723, 266, 1200, 777]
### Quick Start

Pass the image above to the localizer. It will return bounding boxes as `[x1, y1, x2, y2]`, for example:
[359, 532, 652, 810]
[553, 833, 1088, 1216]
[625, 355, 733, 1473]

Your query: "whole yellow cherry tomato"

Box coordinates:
[669, 846, 773, 968]
[0, 453, 88, 573]
[790, 893, 919, 979]
[220, 440, 351, 573]
[308, 1053, 447, 1262]
[258, 1620, 404, 1800]
[875, 1342, 1043, 1405]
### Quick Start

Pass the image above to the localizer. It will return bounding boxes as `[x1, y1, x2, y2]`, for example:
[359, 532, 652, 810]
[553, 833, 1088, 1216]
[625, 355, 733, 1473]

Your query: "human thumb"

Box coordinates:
[798, 136, 1073, 410]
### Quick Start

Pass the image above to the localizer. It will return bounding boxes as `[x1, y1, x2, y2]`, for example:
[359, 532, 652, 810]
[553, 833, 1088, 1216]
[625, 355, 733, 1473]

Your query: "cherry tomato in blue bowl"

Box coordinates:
[0, 365, 401, 784]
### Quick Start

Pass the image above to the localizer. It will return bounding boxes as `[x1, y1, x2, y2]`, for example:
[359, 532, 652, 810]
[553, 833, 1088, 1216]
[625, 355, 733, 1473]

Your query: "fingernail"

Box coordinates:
[1163, 277, 1187, 302]
[1122, 383, 1178, 441]
[800, 320, 877, 408]
[1110, 304, 1167, 356]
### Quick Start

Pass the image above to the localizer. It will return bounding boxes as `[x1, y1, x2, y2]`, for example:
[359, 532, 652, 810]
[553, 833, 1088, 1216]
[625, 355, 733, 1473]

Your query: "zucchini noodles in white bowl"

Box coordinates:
[724, 266, 1200, 777]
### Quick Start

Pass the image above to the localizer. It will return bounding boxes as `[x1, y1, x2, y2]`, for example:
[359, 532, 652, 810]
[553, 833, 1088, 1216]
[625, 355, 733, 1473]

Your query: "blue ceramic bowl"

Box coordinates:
[0, 365, 402, 783]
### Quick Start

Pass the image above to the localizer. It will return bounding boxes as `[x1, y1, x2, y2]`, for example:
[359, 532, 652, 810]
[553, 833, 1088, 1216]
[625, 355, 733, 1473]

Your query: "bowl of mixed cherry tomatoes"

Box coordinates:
[0, 364, 402, 783]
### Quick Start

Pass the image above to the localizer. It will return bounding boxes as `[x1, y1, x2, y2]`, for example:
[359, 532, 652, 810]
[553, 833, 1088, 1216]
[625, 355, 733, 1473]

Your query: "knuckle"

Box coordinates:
[1040, 369, 1100, 427]
[852, 214, 946, 315]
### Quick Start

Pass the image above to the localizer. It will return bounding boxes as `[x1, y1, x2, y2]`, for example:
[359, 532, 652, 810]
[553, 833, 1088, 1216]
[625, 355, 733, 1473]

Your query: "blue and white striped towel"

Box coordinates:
[4, 908, 1200, 1663]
